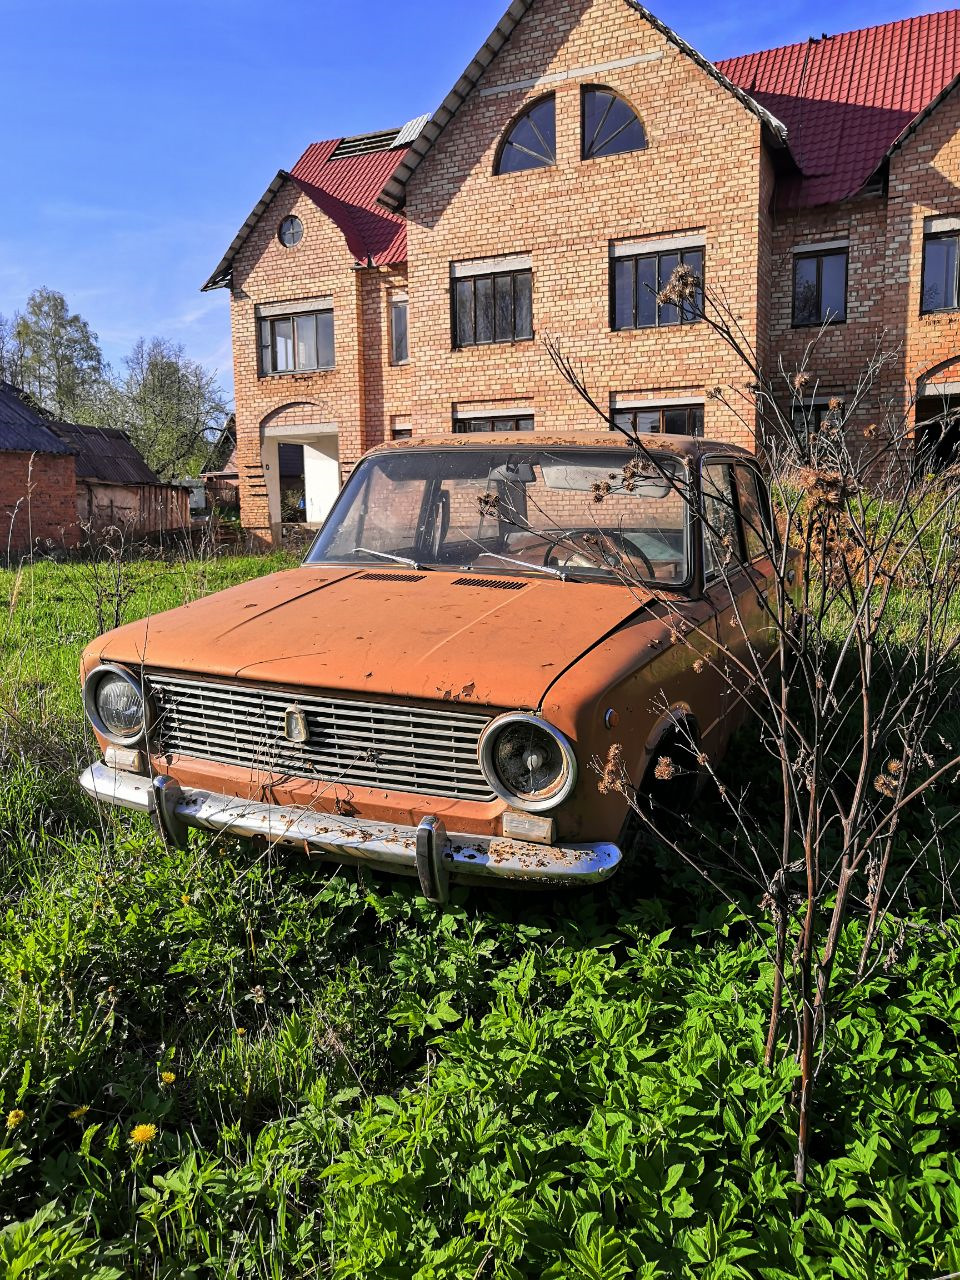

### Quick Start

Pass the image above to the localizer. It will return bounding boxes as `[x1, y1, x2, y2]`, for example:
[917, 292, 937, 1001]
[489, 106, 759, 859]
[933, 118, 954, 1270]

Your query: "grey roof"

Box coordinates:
[51, 421, 163, 486]
[0, 381, 74, 455]
[377, 0, 789, 212]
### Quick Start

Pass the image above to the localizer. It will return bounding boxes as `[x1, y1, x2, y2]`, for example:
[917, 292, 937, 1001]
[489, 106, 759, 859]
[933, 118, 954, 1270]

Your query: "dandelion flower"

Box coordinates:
[6, 1110, 25, 1131]
[69, 1105, 90, 1121]
[181, 893, 191, 905]
[236, 1027, 246, 1037]
[129, 1123, 158, 1147]
[160, 1072, 176, 1086]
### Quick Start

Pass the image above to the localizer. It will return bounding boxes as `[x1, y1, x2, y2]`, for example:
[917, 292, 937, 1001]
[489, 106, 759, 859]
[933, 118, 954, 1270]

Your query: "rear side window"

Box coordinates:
[734, 466, 771, 561]
[702, 463, 742, 576]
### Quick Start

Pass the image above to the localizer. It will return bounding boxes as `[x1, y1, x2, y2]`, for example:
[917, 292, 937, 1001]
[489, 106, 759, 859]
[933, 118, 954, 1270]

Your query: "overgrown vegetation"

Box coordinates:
[1, 554, 960, 1277]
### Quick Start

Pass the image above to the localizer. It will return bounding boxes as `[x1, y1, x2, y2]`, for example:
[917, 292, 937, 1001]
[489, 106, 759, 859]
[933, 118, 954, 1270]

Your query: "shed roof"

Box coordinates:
[52, 422, 163, 486]
[0, 381, 74, 456]
[718, 9, 960, 206]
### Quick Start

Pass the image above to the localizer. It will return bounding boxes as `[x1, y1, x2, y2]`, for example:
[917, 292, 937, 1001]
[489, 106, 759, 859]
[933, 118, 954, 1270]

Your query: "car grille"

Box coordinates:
[148, 673, 496, 802]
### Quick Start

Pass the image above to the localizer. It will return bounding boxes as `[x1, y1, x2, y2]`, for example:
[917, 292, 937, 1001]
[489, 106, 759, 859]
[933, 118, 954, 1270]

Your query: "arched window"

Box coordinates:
[582, 87, 646, 160]
[495, 95, 556, 174]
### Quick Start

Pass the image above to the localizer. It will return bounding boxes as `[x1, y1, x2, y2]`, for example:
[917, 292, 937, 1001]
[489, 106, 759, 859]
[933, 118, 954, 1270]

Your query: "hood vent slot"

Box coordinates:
[452, 576, 526, 591]
[358, 571, 425, 583]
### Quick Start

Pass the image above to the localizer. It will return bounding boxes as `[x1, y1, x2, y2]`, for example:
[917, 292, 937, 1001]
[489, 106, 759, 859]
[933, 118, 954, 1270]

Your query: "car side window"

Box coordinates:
[734, 466, 770, 562]
[702, 462, 743, 578]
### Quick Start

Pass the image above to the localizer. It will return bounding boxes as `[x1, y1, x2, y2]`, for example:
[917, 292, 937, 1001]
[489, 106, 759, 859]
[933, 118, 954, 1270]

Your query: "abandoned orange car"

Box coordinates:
[79, 433, 775, 903]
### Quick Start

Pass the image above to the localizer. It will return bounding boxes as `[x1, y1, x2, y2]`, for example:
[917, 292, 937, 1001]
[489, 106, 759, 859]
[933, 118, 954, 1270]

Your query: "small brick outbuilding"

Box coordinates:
[0, 381, 78, 563]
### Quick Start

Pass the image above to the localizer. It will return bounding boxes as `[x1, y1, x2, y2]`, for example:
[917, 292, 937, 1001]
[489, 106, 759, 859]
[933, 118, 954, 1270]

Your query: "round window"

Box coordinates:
[278, 216, 303, 248]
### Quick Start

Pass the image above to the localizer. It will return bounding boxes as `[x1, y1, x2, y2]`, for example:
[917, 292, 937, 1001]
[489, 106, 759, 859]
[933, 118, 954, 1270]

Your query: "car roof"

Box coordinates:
[365, 432, 754, 460]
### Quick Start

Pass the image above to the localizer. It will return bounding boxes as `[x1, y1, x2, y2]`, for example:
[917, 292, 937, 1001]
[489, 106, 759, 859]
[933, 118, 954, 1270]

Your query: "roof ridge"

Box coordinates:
[717, 6, 960, 68]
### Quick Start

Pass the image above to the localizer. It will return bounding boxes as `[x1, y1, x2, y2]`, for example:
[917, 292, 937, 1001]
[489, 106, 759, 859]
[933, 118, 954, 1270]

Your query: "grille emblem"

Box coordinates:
[283, 706, 310, 744]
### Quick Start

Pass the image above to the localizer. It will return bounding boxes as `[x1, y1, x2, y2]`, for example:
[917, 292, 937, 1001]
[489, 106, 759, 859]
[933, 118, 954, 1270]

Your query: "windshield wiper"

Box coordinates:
[356, 548, 422, 569]
[472, 551, 571, 581]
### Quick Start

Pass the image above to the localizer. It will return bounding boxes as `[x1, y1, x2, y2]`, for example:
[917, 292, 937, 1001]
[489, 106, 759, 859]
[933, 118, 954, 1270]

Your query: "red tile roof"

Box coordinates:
[718, 9, 960, 207]
[290, 140, 409, 266]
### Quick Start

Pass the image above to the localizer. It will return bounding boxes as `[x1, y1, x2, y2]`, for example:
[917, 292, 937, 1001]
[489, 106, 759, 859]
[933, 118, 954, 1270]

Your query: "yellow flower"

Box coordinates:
[6, 1109, 25, 1131]
[160, 1072, 176, 1086]
[236, 1027, 246, 1037]
[181, 894, 191, 905]
[129, 1123, 158, 1147]
[69, 1105, 90, 1120]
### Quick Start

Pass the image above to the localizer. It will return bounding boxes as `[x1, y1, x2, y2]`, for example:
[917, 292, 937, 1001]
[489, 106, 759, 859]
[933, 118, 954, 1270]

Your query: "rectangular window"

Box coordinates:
[613, 404, 704, 436]
[390, 415, 413, 440]
[734, 465, 769, 561]
[610, 245, 703, 330]
[390, 295, 409, 364]
[791, 399, 845, 433]
[702, 462, 743, 577]
[453, 414, 535, 434]
[452, 266, 534, 347]
[259, 306, 335, 373]
[792, 249, 847, 326]
[921, 235, 960, 313]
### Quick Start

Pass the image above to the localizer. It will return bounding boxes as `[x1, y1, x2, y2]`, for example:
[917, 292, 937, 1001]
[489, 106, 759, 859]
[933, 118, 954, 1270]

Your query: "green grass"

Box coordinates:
[1, 555, 959, 1278]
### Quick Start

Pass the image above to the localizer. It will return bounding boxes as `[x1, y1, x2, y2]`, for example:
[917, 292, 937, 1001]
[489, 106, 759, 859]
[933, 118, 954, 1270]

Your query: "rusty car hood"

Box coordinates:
[89, 566, 652, 710]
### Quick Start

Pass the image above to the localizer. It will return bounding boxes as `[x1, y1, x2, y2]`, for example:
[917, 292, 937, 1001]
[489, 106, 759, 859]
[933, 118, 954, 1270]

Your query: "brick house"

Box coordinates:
[204, 0, 960, 547]
[0, 380, 77, 562]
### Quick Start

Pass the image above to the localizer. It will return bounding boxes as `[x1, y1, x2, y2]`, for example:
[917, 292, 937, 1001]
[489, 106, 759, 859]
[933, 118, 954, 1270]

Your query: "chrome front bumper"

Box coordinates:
[79, 763, 621, 904]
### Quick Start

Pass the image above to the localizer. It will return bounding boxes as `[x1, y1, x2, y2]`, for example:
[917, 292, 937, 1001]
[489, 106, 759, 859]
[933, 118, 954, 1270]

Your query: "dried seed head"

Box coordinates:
[654, 756, 676, 782]
[873, 773, 898, 798]
[598, 743, 626, 795]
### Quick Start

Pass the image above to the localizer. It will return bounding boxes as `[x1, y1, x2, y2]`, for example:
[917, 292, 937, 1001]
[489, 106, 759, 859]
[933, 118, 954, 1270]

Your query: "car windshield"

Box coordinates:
[306, 446, 691, 585]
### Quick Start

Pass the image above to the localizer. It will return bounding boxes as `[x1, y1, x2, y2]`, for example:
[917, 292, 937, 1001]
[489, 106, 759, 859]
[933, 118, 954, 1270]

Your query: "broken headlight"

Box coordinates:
[478, 713, 577, 812]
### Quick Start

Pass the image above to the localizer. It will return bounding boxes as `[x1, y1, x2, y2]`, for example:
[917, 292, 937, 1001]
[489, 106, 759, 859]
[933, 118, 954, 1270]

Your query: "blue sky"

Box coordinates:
[1, 0, 934, 402]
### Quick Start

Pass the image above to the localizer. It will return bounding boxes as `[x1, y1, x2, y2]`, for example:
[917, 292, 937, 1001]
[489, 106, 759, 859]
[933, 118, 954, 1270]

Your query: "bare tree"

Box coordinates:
[119, 336, 230, 480]
[526, 268, 960, 1188]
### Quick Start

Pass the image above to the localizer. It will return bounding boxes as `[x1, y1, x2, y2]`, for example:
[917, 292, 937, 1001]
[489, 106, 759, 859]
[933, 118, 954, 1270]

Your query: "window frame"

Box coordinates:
[581, 85, 647, 161]
[452, 414, 535, 434]
[920, 232, 960, 315]
[258, 305, 335, 376]
[451, 267, 534, 349]
[610, 245, 704, 331]
[389, 294, 409, 366]
[612, 403, 704, 437]
[791, 248, 848, 328]
[494, 93, 557, 176]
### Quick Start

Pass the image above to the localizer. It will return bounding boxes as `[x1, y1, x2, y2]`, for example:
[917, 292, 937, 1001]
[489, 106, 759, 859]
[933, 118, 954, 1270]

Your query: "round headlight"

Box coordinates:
[83, 666, 147, 744]
[479, 714, 577, 812]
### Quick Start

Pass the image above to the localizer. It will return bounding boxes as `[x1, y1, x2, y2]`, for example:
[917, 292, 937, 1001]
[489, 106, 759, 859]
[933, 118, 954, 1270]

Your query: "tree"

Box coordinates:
[537, 267, 960, 1189]
[118, 336, 230, 480]
[1, 288, 107, 421]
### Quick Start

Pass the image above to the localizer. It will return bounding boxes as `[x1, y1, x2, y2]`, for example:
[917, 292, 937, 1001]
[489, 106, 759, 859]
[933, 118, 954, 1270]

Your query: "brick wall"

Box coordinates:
[223, 0, 960, 548]
[888, 83, 960, 425]
[404, 0, 768, 452]
[0, 451, 78, 560]
[230, 180, 410, 545]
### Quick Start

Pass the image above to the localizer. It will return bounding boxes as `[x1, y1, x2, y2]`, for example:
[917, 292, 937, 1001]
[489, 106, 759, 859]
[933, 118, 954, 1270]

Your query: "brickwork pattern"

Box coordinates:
[224, 0, 960, 547]
[404, 0, 766, 451]
[0, 452, 78, 558]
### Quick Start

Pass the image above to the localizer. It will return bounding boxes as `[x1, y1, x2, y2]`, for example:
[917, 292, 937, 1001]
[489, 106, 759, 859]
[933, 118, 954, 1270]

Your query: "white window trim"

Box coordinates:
[791, 239, 849, 255]
[924, 216, 960, 235]
[451, 254, 532, 279]
[454, 406, 535, 422]
[919, 379, 960, 397]
[613, 394, 705, 410]
[611, 234, 705, 259]
[479, 50, 663, 97]
[256, 296, 333, 319]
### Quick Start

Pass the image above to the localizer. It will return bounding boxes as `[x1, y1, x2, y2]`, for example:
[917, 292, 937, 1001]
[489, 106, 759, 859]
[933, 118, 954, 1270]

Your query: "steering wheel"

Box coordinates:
[545, 530, 656, 579]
